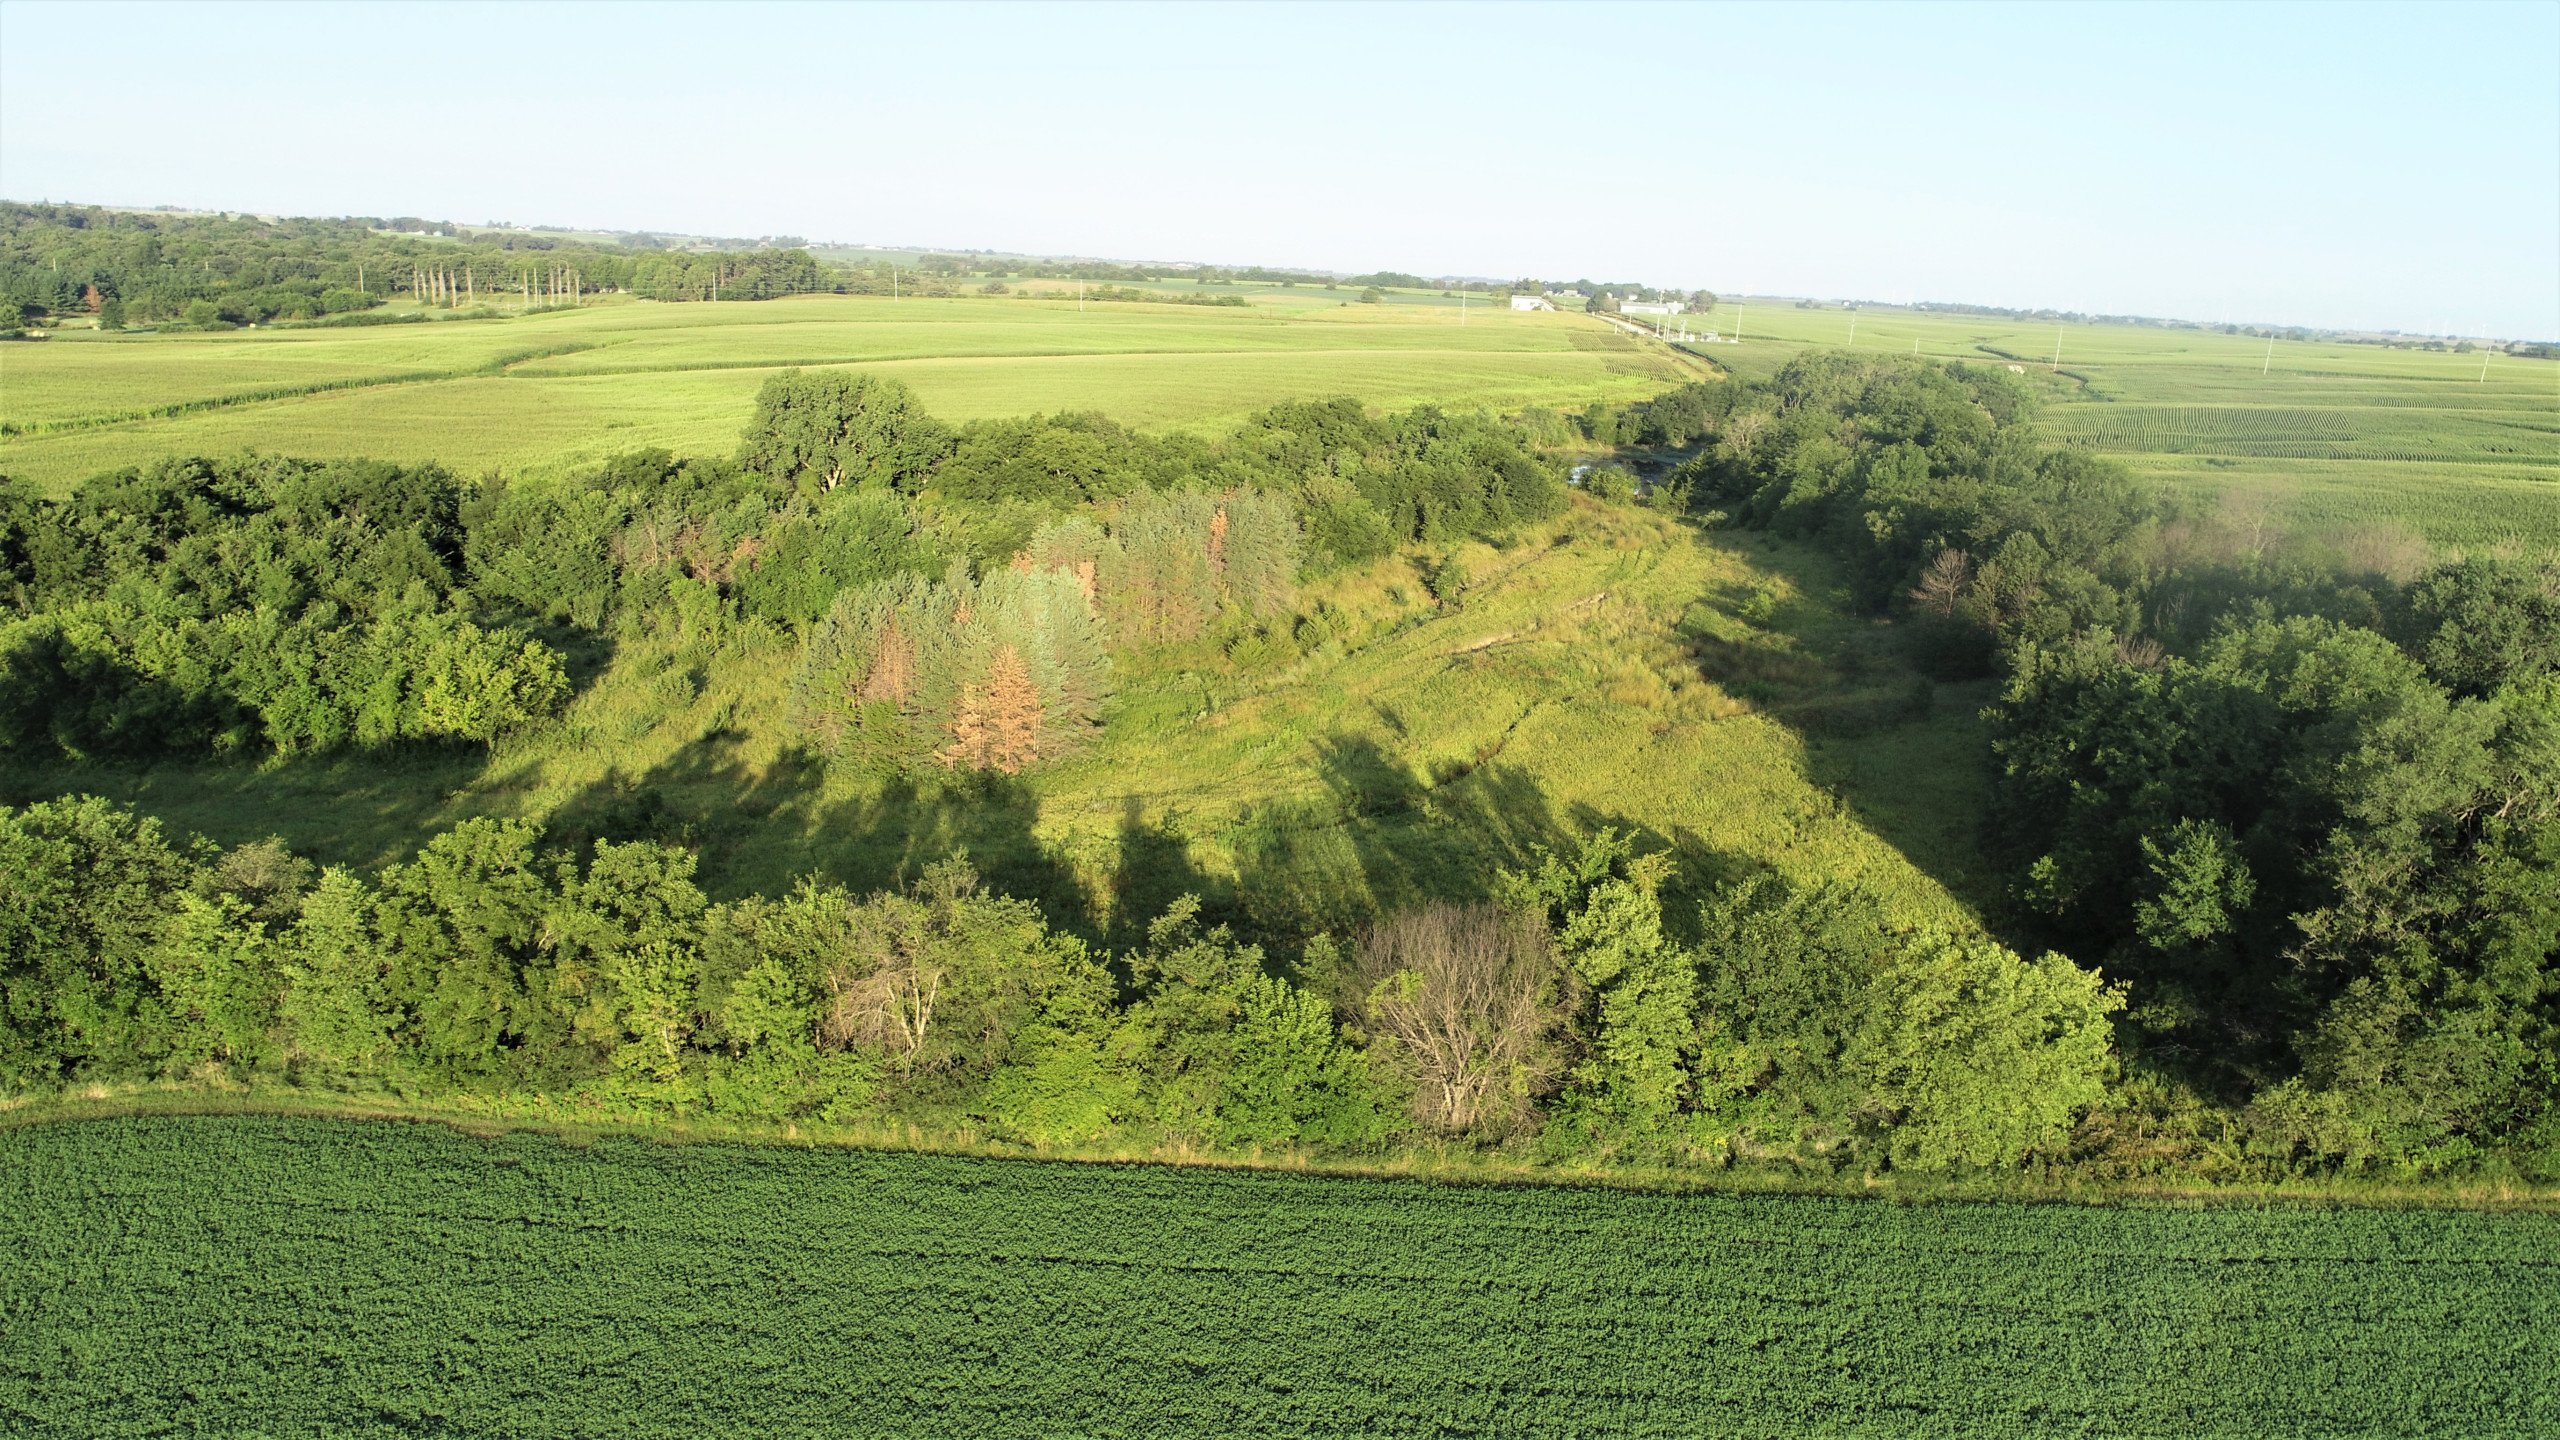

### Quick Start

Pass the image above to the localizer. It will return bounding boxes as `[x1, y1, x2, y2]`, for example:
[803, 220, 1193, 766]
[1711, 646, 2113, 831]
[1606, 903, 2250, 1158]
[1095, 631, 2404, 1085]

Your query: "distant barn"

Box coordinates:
[1510, 295, 1554, 311]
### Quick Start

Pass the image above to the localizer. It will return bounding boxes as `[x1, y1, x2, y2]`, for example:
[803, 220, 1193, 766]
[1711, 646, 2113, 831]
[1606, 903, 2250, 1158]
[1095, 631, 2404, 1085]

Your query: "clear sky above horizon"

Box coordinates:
[2, 0, 2553, 336]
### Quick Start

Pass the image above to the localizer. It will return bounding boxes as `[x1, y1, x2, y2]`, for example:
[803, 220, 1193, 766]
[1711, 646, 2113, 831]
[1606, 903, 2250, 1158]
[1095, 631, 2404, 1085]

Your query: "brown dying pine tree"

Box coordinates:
[941, 645, 1044, 774]
[863, 620, 916, 704]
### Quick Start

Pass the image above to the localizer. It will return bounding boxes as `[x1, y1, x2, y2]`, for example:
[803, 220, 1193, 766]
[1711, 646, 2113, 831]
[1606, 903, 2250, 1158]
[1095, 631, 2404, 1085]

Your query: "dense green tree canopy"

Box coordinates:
[1623, 352, 2558, 1177]
[739, 371, 954, 496]
[1, 797, 2142, 1174]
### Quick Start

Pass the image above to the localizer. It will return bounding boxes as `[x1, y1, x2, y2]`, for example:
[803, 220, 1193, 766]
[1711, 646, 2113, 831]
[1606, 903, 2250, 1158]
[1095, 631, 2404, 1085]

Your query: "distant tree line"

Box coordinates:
[3, 203, 1755, 332]
[821, 248, 1716, 309]
[1613, 354, 2559, 1177]
[0, 203, 827, 328]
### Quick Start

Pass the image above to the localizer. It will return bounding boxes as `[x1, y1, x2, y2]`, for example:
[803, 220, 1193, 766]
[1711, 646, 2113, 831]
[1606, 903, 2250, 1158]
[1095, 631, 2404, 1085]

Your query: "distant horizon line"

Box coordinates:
[7, 193, 2547, 346]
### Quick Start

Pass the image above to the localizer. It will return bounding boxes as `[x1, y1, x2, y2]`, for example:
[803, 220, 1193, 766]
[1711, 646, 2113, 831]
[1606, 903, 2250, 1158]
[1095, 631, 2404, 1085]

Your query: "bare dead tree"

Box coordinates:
[1717, 409, 1773, 464]
[818, 898, 946, 1074]
[822, 961, 941, 1074]
[2334, 523, 2431, 584]
[1910, 548, 1974, 616]
[2217, 487, 2282, 565]
[611, 512, 676, 572]
[1360, 902, 1560, 1135]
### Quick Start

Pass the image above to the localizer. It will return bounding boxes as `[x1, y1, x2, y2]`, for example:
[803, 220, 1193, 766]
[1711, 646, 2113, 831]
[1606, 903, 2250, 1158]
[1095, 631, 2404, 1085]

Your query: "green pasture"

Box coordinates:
[4, 505, 1984, 943]
[1674, 300, 2557, 549]
[1, 294, 1681, 491]
[7, 1113, 2552, 1439]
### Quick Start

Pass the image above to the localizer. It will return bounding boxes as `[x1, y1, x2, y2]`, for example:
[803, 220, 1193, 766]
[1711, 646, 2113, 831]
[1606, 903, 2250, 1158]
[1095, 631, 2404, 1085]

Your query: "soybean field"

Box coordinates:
[3, 1114, 2551, 1439]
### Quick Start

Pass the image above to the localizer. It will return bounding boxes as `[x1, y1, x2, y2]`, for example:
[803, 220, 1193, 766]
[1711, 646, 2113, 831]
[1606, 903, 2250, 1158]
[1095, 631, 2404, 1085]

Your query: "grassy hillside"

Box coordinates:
[1672, 301, 2558, 549]
[4, 501, 1984, 943]
[0, 295, 1691, 492]
[7, 1113, 2552, 1440]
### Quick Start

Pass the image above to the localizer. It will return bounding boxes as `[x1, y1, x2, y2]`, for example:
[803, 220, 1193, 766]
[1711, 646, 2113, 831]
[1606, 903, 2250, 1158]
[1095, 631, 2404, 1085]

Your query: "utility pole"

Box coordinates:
[890, 263, 897, 300]
[1847, 315, 1857, 346]
[2262, 335, 2273, 377]
[1735, 301, 1745, 343]
[2052, 325, 2063, 372]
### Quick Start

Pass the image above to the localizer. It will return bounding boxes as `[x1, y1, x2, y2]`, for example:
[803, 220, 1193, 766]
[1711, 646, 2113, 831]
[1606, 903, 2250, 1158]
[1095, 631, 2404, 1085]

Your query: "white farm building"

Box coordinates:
[1621, 300, 1685, 316]
[1510, 295, 1554, 311]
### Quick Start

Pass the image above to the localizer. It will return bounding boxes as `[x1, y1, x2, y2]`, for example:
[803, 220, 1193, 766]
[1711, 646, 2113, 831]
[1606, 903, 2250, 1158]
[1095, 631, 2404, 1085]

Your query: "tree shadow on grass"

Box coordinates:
[1228, 733, 1574, 950]
[1100, 795, 1224, 950]
[547, 727, 1089, 929]
[1, 743, 492, 874]
[1223, 730, 1781, 961]
[0, 619, 629, 873]
[1674, 530, 2010, 923]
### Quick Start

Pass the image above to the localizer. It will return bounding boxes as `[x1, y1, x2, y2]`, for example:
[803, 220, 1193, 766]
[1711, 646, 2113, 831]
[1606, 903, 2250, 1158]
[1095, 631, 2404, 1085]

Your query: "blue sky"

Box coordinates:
[3, 0, 2553, 335]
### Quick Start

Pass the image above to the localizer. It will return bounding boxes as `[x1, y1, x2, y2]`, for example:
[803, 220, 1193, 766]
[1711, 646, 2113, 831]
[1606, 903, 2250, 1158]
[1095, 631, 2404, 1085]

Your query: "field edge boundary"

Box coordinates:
[6, 1086, 2554, 1215]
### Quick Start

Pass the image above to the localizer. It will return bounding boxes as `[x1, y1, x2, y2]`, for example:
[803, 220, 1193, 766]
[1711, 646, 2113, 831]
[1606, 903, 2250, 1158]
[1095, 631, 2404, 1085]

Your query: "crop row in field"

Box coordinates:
[2046, 401, 2554, 461]
[2114, 456, 2560, 550]
[3, 1113, 2552, 1439]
